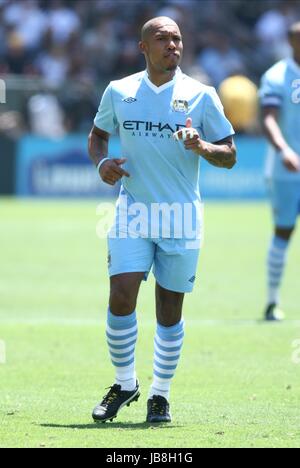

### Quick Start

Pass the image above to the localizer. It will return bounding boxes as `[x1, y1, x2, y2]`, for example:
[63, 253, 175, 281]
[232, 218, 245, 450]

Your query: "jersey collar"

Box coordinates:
[143, 67, 182, 94]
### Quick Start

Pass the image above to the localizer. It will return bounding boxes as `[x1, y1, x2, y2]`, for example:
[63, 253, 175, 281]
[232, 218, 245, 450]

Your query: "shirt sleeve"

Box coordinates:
[259, 71, 283, 107]
[202, 87, 235, 143]
[94, 83, 118, 134]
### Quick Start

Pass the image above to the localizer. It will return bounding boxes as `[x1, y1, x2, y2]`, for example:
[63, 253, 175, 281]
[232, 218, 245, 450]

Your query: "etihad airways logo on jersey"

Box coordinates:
[123, 120, 185, 138]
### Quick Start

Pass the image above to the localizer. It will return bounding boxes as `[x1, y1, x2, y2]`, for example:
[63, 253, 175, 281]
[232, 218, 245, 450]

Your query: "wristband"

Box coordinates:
[96, 157, 110, 173]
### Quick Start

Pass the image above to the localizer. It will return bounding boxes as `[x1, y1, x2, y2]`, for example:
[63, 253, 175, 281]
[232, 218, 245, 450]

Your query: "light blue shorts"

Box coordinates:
[107, 235, 200, 293]
[268, 180, 300, 228]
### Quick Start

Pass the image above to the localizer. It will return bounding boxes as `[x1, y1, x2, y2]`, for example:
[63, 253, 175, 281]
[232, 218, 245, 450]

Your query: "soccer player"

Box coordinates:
[88, 17, 236, 423]
[259, 22, 300, 321]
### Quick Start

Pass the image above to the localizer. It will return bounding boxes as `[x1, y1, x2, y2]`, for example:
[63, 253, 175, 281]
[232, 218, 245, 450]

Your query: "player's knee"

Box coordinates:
[275, 227, 295, 241]
[156, 302, 183, 327]
[157, 312, 182, 327]
[109, 287, 136, 316]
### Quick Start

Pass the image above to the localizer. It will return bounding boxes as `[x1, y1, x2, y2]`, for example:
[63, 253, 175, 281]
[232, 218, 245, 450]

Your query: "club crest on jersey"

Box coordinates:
[172, 99, 189, 113]
[123, 97, 137, 103]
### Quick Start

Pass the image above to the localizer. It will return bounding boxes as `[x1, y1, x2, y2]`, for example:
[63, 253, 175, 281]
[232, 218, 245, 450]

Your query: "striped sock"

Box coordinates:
[149, 319, 185, 401]
[267, 236, 289, 306]
[106, 309, 138, 391]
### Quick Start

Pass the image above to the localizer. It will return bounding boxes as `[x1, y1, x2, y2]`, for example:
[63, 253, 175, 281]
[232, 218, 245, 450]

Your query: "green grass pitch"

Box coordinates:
[0, 199, 300, 448]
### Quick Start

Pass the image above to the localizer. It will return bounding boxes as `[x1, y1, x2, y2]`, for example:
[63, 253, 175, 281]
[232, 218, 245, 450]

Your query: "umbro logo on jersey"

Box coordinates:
[123, 97, 137, 103]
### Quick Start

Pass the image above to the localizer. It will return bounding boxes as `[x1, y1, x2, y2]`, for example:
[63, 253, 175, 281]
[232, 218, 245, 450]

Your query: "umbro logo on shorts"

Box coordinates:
[189, 276, 196, 284]
[123, 97, 137, 103]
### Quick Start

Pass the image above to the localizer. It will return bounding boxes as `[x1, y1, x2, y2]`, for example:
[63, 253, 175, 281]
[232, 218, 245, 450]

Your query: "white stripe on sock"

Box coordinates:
[155, 334, 183, 348]
[106, 324, 137, 337]
[106, 314, 138, 391]
[107, 333, 138, 346]
[149, 321, 184, 400]
[267, 240, 288, 305]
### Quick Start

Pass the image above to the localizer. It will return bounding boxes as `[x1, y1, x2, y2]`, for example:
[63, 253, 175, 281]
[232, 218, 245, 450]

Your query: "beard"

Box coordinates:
[165, 63, 178, 71]
[164, 53, 181, 72]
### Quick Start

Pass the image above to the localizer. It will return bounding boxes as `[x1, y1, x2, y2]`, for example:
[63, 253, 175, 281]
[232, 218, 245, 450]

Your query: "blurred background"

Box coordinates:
[0, 0, 299, 198]
[2, 3, 300, 449]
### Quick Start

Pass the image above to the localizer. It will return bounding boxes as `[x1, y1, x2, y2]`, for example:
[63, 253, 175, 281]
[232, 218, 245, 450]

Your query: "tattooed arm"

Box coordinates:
[196, 136, 237, 169]
[174, 119, 237, 170]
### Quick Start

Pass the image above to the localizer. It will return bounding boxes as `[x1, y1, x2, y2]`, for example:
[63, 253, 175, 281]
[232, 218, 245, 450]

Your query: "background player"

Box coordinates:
[259, 22, 300, 321]
[88, 16, 236, 423]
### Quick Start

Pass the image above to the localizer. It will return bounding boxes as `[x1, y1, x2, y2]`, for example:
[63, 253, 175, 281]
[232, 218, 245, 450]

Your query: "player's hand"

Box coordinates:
[173, 118, 207, 156]
[281, 147, 300, 172]
[99, 158, 130, 186]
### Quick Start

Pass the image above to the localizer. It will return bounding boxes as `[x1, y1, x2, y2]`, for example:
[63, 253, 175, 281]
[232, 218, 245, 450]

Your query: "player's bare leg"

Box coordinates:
[155, 283, 184, 327]
[93, 272, 144, 423]
[265, 226, 295, 321]
[146, 283, 185, 423]
[109, 272, 145, 316]
[275, 227, 294, 241]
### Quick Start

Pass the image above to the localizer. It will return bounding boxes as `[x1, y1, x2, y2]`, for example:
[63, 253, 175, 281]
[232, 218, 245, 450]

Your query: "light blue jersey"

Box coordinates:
[94, 68, 234, 292]
[94, 68, 234, 240]
[259, 58, 300, 181]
